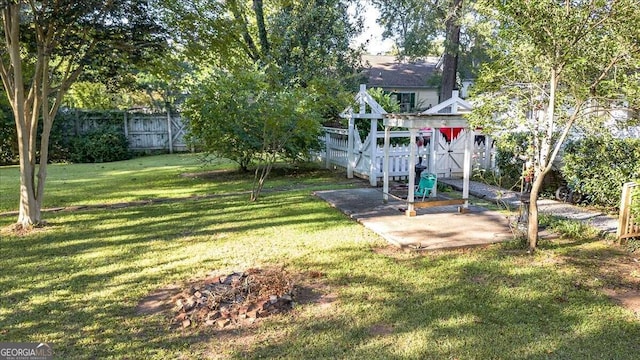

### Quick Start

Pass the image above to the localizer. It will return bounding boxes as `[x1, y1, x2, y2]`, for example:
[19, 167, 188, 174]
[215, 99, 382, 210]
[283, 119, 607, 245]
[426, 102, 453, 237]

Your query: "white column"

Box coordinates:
[430, 127, 437, 197]
[347, 115, 354, 179]
[383, 125, 390, 203]
[452, 90, 459, 114]
[369, 118, 378, 186]
[484, 134, 492, 170]
[359, 84, 367, 113]
[407, 127, 417, 216]
[462, 128, 473, 209]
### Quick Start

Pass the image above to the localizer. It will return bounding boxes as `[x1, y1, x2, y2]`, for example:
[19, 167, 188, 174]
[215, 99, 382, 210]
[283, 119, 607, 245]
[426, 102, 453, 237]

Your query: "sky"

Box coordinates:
[351, 2, 394, 54]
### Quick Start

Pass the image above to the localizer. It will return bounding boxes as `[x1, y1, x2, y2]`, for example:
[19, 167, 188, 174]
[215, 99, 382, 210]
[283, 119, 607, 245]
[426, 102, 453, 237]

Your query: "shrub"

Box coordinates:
[0, 95, 18, 165]
[183, 68, 322, 172]
[491, 132, 530, 190]
[68, 125, 130, 163]
[562, 137, 640, 208]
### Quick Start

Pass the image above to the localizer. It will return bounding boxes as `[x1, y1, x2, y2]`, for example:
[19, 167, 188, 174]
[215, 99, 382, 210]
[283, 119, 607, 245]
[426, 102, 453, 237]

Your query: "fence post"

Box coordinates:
[347, 115, 354, 179]
[324, 131, 331, 169]
[617, 182, 633, 241]
[167, 110, 173, 154]
[429, 127, 437, 196]
[462, 128, 473, 209]
[74, 109, 80, 136]
[383, 125, 390, 203]
[483, 134, 492, 170]
[123, 111, 128, 139]
[369, 118, 377, 186]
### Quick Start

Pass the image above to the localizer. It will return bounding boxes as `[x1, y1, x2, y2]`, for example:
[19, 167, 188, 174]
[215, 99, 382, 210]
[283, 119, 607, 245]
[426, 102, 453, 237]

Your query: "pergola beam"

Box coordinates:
[382, 113, 471, 217]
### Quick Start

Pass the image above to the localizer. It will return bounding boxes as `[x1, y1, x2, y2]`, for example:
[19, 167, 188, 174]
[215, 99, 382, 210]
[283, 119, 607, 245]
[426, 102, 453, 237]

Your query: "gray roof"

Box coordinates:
[362, 55, 440, 89]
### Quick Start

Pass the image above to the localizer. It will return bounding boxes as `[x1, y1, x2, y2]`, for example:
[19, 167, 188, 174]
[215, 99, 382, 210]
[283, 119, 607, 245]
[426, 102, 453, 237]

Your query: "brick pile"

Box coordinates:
[171, 267, 295, 329]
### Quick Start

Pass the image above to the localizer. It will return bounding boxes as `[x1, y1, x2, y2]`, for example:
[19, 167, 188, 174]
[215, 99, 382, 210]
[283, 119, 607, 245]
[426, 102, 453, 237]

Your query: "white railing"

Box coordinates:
[618, 182, 640, 241]
[318, 126, 496, 185]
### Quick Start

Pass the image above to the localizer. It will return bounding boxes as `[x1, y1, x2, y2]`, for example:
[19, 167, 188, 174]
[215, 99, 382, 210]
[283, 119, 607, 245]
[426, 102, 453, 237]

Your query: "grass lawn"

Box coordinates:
[1, 154, 638, 359]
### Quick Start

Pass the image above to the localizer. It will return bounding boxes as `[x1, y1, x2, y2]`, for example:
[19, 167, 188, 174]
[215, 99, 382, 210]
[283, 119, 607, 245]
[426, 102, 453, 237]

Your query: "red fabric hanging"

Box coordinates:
[439, 127, 464, 142]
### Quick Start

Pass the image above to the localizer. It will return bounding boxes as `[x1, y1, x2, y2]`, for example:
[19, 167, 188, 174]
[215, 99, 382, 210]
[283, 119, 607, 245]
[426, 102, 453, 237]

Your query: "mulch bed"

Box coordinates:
[170, 267, 296, 329]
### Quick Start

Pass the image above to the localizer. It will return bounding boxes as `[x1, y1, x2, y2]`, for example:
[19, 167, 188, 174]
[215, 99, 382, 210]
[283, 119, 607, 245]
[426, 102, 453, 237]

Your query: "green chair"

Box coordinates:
[415, 171, 437, 201]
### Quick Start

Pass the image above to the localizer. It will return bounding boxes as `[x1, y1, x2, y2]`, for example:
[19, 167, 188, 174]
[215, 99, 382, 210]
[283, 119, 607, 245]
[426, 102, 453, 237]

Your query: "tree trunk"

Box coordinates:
[2, 3, 41, 227]
[526, 173, 546, 250]
[527, 68, 560, 250]
[252, 0, 269, 56]
[15, 98, 43, 227]
[439, 0, 463, 102]
[228, 0, 261, 61]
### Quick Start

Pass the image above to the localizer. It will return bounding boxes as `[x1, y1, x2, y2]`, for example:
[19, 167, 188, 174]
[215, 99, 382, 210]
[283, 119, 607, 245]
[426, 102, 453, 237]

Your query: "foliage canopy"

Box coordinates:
[183, 68, 323, 173]
[468, 0, 640, 249]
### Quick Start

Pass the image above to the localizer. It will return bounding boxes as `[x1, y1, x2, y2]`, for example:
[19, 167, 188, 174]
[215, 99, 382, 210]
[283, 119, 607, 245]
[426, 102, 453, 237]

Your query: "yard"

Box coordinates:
[0, 154, 638, 359]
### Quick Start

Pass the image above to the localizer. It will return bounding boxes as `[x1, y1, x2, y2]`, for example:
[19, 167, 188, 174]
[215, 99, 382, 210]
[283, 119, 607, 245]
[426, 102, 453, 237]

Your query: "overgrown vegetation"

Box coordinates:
[183, 68, 325, 200]
[0, 109, 133, 165]
[474, 132, 559, 196]
[68, 125, 131, 163]
[0, 97, 16, 165]
[490, 132, 529, 190]
[562, 137, 640, 209]
[1, 154, 638, 359]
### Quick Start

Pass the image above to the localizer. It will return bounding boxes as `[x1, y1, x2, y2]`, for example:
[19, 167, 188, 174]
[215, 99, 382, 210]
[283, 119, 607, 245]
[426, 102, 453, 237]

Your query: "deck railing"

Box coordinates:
[617, 182, 640, 241]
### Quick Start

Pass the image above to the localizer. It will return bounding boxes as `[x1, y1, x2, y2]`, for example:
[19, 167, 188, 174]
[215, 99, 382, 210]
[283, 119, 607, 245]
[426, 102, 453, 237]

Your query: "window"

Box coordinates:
[390, 92, 416, 112]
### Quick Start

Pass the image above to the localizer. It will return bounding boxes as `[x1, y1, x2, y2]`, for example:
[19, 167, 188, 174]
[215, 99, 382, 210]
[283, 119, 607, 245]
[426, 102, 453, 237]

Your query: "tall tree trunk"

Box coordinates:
[253, 0, 269, 56]
[439, 0, 463, 102]
[3, 3, 41, 227]
[228, 0, 261, 61]
[527, 68, 560, 250]
[15, 95, 43, 227]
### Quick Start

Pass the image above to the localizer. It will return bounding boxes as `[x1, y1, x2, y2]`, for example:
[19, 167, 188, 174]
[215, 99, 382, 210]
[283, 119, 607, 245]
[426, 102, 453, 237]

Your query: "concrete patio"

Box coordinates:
[315, 188, 514, 250]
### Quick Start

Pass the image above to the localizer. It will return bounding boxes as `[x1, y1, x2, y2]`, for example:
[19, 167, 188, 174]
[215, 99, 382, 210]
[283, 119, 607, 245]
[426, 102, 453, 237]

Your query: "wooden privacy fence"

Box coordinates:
[617, 181, 640, 240]
[61, 109, 188, 153]
[318, 126, 495, 184]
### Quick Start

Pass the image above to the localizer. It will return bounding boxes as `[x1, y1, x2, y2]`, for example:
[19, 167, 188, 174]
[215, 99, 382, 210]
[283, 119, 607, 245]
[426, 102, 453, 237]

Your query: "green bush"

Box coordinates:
[491, 132, 530, 190]
[0, 95, 17, 165]
[184, 68, 323, 172]
[68, 125, 130, 163]
[562, 137, 640, 208]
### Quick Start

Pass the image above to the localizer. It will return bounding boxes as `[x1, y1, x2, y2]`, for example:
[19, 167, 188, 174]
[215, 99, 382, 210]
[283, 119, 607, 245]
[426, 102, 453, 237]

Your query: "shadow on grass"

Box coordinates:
[1, 187, 638, 359]
[232, 246, 640, 359]
[0, 190, 353, 358]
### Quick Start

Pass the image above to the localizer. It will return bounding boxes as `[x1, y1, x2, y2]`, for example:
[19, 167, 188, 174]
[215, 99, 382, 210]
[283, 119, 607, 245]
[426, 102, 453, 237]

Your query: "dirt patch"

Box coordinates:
[136, 267, 338, 331]
[369, 323, 395, 337]
[602, 288, 640, 319]
[0, 222, 49, 236]
[135, 285, 181, 315]
[560, 247, 640, 318]
[598, 255, 640, 318]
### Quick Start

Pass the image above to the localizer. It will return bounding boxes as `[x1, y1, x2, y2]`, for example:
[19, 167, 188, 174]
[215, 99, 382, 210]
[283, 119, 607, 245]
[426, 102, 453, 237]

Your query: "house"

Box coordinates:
[361, 55, 440, 112]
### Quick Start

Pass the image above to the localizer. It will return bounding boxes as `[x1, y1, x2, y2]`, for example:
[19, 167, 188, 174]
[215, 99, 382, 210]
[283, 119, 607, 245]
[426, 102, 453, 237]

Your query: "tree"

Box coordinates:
[469, 0, 640, 250]
[164, 0, 360, 198]
[0, 0, 166, 227]
[161, 0, 362, 89]
[372, 0, 486, 101]
[183, 68, 323, 200]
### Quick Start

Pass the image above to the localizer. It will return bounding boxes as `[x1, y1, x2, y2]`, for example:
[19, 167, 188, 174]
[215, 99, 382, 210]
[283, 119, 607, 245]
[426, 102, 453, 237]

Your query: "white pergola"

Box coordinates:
[382, 93, 473, 217]
[340, 84, 387, 184]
